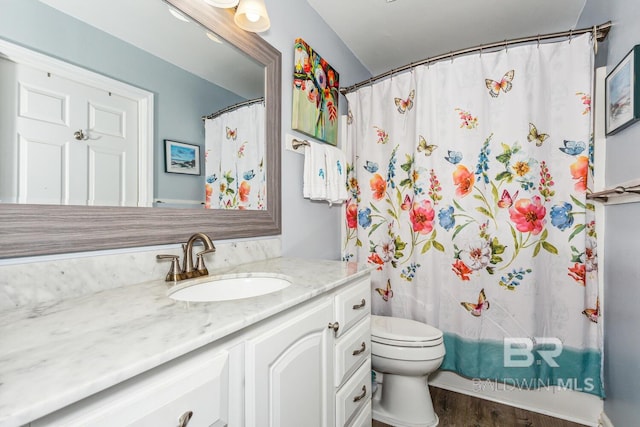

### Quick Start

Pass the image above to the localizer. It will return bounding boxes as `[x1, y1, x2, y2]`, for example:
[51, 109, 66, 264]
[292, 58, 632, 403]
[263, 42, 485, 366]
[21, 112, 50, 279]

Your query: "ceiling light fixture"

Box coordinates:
[204, 0, 240, 7]
[234, 0, 270, 32]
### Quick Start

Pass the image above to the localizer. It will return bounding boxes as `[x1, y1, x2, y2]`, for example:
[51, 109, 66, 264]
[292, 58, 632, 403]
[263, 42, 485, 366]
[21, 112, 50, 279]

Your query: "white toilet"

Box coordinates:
[371, 315, 446, 427]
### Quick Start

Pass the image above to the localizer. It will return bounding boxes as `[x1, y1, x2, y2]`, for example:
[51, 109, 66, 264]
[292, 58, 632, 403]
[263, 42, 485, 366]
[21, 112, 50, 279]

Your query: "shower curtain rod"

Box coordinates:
[202, 97, 264, 121]
[340, 21, 612, 95]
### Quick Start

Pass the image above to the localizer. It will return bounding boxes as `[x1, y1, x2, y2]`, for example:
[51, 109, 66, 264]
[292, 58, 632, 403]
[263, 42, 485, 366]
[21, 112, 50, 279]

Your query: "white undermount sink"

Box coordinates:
[168, 274, 292, 302]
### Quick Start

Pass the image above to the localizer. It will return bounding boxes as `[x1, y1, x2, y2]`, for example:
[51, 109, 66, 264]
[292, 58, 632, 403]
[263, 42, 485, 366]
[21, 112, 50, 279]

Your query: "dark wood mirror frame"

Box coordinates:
[0, 0, 281, 258]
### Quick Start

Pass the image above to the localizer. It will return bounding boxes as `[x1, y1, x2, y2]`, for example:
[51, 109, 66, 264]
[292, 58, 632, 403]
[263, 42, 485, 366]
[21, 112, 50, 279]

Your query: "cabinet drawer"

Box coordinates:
[334, 279, 370, 337]
[334, 317, 370, 387]
[335, 359, 371, 427]
[32, 350, 229, 427]
[349, 401, 372, 427]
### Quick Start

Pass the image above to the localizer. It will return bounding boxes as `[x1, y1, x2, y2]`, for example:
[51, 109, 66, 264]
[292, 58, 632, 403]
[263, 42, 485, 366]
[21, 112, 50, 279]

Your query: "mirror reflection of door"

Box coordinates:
[7, 60, 140, 206]
[0, 46, 152, 207]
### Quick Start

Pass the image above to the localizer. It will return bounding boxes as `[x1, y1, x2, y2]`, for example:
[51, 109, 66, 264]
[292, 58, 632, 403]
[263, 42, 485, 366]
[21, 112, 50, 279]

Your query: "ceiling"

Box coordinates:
[39, 0, 264, 99]
[307, 0, 588, 76]
[36, 0, 589, 96]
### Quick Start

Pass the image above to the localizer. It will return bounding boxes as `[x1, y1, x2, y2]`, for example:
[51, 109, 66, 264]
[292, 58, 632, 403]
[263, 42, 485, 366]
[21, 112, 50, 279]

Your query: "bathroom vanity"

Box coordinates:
[0, 257, 372, 427]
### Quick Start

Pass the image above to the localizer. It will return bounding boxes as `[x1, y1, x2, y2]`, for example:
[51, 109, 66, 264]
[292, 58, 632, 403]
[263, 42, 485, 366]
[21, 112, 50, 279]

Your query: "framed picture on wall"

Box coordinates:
[292, 38, 340, 145]
[164, 139, 201, 175]
[605, 45, 640, 135]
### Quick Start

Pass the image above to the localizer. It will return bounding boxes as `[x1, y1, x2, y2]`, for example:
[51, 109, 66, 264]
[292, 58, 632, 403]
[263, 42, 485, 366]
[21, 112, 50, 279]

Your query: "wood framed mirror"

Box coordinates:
[0, 0, 281, 258]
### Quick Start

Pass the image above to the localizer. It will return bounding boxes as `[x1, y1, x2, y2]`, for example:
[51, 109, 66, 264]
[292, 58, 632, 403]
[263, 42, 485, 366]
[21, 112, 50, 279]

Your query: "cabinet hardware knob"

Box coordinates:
[328, 321, 340, 336]
[352, 341, 366, 356]
[352, 298, 366, 310]
[353, 385, 367, 402]
[178, 410, 193, 427]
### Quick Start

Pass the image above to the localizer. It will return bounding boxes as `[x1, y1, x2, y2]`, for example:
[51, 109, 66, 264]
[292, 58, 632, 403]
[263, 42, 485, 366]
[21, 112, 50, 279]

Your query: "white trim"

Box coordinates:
[429, 371, 603, 426]
[594, 66, 606, 339]
[138, 95, 154, 207]
[594, 67, 607, 192]
[0, 38, 154, 206]
[599, 411, 614, 427]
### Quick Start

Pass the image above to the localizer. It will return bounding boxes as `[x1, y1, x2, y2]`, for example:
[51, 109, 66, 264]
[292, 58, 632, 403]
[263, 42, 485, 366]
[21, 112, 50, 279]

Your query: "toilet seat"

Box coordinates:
[371, 315, 443, 347]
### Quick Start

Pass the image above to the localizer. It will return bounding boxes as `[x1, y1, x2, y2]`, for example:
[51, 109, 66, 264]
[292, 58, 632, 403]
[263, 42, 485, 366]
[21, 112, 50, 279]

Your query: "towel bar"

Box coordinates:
[292, 138, 311, 150]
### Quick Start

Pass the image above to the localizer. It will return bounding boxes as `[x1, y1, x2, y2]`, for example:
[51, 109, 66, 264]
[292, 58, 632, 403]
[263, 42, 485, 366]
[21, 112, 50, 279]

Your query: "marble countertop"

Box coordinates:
[0, 257, 371, 427]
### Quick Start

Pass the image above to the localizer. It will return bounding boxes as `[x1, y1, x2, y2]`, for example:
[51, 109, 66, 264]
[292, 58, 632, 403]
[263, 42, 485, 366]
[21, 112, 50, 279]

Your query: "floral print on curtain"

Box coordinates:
[204, 102, 266, 210]
[344, 34, 603, 396]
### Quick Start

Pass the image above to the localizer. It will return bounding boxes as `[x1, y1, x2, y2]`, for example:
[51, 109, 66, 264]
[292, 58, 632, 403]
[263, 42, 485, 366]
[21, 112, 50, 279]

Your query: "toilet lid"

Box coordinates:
[371, 315, 443, 343]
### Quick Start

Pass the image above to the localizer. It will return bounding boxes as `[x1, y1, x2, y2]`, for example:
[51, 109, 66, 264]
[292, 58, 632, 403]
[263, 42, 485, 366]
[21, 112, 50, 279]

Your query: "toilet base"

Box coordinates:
[372, 374, 439, 427]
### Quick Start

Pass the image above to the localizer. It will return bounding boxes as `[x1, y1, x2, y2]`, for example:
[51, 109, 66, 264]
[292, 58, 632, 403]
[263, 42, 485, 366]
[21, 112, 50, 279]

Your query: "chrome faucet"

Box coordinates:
[156, 232, 216, 281]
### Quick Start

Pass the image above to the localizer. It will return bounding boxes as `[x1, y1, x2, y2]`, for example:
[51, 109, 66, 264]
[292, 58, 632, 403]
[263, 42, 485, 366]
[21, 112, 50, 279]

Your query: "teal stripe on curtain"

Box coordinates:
[440, 333, 604, 397]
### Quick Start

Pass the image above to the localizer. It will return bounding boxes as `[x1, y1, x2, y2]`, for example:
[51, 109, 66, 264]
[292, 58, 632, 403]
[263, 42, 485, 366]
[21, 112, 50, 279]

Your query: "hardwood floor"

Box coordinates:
[371, 386, 588, 427]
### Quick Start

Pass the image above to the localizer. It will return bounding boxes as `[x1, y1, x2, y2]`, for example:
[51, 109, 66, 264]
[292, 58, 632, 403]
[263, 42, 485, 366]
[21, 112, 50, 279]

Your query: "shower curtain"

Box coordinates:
[204, 102, 266, 209]
[343, 34, 603, 396]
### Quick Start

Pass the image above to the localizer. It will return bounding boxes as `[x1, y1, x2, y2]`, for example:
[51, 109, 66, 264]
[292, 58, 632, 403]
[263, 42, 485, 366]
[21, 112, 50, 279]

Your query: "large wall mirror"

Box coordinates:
[0, 0, 281, 258]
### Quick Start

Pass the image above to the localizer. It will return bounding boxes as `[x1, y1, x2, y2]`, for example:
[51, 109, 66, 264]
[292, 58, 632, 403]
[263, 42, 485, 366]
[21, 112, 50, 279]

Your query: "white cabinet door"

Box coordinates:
[245, 299, 334, 427]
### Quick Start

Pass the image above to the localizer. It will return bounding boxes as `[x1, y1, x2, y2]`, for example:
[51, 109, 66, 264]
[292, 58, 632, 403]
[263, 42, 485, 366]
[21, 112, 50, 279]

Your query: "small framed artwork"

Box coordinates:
[164, 139, 201, 175]
[606, 45, 640, 135]
[292, 38, 340, 145]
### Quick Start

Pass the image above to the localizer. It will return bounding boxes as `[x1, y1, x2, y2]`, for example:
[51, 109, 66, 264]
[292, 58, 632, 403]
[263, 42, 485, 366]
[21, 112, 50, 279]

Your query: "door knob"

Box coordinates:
[73, 129, 88, 140]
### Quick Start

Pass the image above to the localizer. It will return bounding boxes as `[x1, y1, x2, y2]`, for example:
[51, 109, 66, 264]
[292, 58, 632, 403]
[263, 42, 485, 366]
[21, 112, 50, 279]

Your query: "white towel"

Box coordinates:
[303, 141, 327, 200]
[325, 145, 348, 205]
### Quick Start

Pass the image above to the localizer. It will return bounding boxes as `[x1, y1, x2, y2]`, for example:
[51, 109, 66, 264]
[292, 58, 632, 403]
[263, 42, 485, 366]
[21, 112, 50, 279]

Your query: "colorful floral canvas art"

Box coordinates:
[292, 38, 340, 145]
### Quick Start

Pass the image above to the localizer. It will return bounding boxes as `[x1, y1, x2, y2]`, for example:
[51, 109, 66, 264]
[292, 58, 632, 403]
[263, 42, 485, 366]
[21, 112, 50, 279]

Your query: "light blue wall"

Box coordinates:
[578, 2, 640, 425]
[0, 0, 243, 202]
[260, 0, 371, 260]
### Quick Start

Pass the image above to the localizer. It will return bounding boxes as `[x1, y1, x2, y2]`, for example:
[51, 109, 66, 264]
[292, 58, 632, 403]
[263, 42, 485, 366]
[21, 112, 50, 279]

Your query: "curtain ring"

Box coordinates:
[537, 34, 541, 49]
[479, 44, 483, 57]
[450, 51, 454, 63]
[592, 25, 599, 54]
[569, 29, 574, 43]
[504, 39, 508, 52]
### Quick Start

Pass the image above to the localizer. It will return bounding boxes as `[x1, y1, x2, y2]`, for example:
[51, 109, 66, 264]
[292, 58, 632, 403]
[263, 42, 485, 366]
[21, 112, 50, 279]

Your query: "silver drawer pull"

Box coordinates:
[352, 341, 366, 356]
[353, 385, 367, 402]
[178, 410, 193, 427]
[352, 298, 366, 310]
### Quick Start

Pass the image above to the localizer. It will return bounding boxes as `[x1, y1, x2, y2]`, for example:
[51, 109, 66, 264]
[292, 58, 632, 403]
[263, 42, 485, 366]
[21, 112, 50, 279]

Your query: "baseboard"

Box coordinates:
[429, 371, 603, 427]
[599, 412, 614, 427]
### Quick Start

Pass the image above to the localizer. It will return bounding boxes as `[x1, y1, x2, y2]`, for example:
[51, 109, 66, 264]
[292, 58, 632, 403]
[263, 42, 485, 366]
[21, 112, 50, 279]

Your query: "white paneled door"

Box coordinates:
[9, 59, 139, 206]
